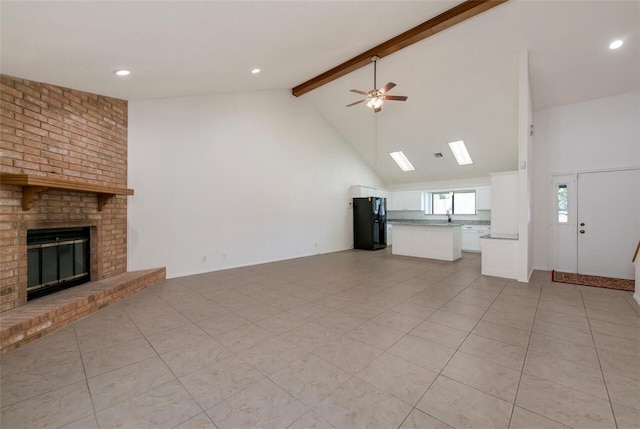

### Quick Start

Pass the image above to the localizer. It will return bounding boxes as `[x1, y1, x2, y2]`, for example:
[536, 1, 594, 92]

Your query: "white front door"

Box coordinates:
[577, 169, 640, 279]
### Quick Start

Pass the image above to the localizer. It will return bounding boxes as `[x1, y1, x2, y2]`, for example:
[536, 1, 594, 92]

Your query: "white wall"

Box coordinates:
[533, 91, 640, 270]
[635, 257, 640, 305]
[517, 51, 534, 282]
[127, 90, 380, 278]
[490, 171, 519, 234]
[637, 169, 640, 305]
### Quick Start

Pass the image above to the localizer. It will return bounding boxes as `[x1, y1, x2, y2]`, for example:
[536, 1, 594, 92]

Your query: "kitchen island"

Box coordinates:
[389, 221, 462, 261]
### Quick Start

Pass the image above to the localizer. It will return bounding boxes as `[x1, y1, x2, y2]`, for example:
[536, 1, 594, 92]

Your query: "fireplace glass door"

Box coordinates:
[27, 227, 90, 300]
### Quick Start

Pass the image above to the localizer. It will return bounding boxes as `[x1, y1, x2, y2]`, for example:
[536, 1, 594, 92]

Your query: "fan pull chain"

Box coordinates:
[373, 112, 378, 181]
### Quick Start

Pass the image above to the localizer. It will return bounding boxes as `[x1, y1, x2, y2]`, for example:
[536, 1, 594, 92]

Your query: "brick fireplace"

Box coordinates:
[0, 75, 164, 352]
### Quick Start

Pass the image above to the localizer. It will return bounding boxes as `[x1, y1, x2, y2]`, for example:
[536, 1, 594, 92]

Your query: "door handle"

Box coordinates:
[579, 230, 585, 234]
[580, 223, 585, 226]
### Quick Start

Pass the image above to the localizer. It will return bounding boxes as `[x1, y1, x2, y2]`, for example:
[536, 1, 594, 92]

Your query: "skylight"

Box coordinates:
[448, 140, 473, 165]
[389, 151, 415, 172]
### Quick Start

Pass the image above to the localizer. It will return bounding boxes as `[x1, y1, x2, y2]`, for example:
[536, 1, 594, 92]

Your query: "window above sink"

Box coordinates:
[429, 190, 476, 215]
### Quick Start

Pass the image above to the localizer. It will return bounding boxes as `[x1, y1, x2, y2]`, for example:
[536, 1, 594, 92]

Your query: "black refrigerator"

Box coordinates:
[353, 197, 387, 250]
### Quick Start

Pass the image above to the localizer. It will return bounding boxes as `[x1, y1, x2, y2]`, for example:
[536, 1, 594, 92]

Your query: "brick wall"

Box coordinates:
[0, 75, 129, 312]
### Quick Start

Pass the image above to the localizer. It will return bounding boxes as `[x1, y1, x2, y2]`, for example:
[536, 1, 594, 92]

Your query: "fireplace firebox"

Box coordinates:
[27, 227, 90, 300]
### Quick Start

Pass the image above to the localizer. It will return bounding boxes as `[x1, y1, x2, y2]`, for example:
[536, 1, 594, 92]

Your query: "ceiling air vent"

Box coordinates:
[434, 153, 443, 158]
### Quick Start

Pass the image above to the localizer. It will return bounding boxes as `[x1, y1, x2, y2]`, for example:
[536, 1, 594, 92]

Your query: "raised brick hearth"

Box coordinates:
[0, 268, 165, 353]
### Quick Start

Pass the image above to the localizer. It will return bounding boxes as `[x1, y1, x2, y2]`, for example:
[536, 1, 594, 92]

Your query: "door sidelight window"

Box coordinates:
[557, 184, 568, 223]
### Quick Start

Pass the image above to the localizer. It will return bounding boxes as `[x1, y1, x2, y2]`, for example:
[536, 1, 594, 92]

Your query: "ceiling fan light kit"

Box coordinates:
[346, 56, 408, 113]
[366, 96, 384, 110]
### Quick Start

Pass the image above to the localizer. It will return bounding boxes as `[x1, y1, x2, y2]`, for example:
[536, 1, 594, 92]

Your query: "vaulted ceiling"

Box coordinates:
[2, 1, 638, 186]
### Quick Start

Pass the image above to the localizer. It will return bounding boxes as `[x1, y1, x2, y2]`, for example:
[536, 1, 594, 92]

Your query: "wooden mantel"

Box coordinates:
[0, 173, 134, 211]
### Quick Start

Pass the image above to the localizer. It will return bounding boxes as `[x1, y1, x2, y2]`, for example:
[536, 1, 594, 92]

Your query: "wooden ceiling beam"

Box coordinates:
[291, 0, 508, 97]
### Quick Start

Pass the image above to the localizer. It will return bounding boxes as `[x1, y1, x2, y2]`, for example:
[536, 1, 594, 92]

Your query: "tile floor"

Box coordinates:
[1, 249, 639, 429]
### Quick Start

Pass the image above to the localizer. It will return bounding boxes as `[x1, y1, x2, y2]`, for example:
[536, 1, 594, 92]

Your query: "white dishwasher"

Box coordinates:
[461, 225, 491, 252]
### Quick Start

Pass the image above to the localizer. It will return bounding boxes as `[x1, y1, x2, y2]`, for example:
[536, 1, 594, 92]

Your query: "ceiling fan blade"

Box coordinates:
[384, 95, 408, 101]
[374, 107, 382, 113]
[346, 99, 367, 107]
[350, 89, 369, 95]
[379, 82, 396, 95]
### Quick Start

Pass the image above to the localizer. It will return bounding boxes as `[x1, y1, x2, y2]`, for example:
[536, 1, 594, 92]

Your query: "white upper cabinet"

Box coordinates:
[373, 189, 391, 201]
[475, 186, 492, 210]
[390, 191, 424, 211]
[350, 186, 373, 198]
[388, 194, 400, 210]
[405, 191, 425, 210]
[350, 186, 391, 203]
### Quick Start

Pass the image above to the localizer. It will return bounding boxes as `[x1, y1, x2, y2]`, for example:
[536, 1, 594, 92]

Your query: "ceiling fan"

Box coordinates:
[346, 56, 408, 113]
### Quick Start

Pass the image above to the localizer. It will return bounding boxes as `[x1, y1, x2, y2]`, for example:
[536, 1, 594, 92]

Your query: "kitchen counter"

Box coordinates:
[389, 221, 462, 227]
[480, 233, 518, 240]
[388, 219, 490, 226]
[387, 218, 491, 226]
[391, 223, 461, 261]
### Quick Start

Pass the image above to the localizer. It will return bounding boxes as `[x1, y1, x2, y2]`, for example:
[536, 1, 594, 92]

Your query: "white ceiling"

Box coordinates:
[2, 1, 639, 186]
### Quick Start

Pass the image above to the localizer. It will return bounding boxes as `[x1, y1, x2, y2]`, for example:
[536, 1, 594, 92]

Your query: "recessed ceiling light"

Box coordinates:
[448, 140, 473, 165]
[389, 151, 415, 172]
[609, 40, 623, 50]
[251, 68, 261, 74]
[114, 69, 131, 76]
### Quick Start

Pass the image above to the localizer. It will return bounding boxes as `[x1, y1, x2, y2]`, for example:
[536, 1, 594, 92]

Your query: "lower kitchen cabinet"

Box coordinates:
[461, 225, 491, 252]
[386, 223, 393, 246]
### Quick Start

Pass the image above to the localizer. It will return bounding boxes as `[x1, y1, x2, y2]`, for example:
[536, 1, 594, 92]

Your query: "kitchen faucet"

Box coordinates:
[446, 210, 452, 223]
